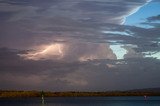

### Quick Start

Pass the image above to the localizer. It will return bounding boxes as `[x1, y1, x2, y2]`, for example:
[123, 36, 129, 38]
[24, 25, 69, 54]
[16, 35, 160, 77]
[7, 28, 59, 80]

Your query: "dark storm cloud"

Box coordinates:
[0, 47, 88, 90]
[0, 0, 149, 23]
[0, 0, 61, 9]
[0, 0, 151, 48]
[1, 47, 160, 91]
[97, 23, 160, 55]
[147, 14, 160, 22]
[141, 14, 160, 28]
[0, 48, 75, 75]
[0, 47, 115, 90]
[1, 0, 160, 91]
[99, 25, 160, 52]
[0, 11, 14, 21]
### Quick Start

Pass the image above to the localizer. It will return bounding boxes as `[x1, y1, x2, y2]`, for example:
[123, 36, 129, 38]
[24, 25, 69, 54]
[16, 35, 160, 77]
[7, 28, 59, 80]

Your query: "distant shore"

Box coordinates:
[0, 90, 160, 98]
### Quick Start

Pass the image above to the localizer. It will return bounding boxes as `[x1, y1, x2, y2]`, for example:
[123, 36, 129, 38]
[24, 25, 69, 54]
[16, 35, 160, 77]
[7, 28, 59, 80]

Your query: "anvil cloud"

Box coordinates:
[0, 0, 160, 91]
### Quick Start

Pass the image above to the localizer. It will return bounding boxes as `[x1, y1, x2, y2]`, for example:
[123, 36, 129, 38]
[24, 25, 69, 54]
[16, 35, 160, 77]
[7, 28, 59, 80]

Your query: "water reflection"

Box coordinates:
[1, 97, 160, 106]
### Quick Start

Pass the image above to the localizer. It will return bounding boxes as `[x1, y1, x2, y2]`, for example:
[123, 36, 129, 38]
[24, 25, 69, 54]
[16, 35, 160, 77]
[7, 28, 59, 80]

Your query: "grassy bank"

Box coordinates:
[0, 90, 160, 98]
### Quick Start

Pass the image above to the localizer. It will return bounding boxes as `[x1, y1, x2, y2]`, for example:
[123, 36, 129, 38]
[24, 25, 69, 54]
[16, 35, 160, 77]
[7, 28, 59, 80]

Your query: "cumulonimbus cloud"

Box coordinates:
[1, 0, 160, 91]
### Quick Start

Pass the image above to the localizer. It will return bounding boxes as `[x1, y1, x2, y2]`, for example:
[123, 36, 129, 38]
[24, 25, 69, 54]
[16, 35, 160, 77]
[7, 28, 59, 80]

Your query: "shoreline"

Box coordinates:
[1, 90, 160, 98]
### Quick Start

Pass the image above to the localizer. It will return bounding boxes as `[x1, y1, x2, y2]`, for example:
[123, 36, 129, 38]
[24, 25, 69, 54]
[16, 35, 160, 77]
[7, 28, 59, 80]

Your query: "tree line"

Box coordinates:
[0, 90, 160, 98]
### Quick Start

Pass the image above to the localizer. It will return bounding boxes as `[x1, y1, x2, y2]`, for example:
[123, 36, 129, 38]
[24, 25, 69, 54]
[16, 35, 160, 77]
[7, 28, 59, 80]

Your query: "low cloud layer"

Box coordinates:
[1, 48, 160, 91]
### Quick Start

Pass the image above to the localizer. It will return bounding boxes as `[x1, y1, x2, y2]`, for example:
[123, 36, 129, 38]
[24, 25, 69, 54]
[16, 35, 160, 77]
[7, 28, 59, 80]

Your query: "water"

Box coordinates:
[0, 96, 160, 106]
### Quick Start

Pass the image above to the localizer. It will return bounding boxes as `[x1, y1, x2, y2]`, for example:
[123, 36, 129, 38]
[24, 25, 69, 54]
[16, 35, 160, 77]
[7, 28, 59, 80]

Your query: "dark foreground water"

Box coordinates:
[0, 96, 160, 106]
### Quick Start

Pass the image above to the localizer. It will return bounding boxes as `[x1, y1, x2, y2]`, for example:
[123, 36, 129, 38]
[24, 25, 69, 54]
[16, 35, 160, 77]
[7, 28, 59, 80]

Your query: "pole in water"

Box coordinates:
[41, 90, 45, 104]
[144, 95, 147, 100]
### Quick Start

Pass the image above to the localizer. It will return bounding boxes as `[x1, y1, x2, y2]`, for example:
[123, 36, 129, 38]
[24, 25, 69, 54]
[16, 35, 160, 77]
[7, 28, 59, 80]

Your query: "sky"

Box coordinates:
[0, 0, 160, 91]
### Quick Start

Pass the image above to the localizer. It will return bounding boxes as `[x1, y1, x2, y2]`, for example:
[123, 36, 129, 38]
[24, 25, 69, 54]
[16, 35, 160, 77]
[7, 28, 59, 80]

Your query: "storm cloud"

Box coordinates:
[0, 0, 160, 91]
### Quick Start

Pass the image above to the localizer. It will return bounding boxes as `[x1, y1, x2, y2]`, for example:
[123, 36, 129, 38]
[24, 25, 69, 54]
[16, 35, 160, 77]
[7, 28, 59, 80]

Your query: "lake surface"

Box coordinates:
[0, 96, 160, 106]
